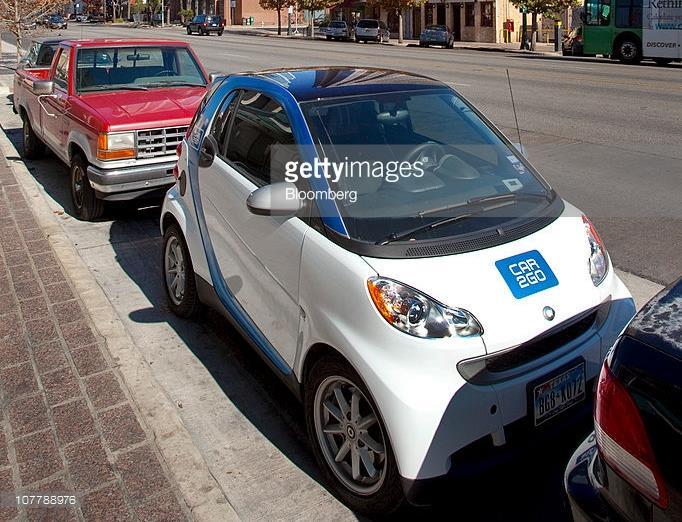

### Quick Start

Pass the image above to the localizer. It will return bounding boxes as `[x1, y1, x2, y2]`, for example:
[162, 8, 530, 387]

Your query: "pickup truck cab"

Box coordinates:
[13, 39, 209, 220]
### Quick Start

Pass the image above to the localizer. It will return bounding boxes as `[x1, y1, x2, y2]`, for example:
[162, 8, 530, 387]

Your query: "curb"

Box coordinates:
[0, 104, 240, 521]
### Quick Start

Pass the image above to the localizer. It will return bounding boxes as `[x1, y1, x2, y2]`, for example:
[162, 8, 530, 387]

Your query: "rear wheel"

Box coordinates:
[70, 154, 104, 221]
[218, 29, 224, 36]
[163, 224, 200, 318]
[21, 115, 45, 159]
[616, 37, 641, 64]
[305, 357, 404, 516]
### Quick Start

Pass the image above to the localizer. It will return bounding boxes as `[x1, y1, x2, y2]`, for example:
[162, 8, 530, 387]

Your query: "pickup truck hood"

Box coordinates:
[362, 203, 612, 354]
[81, 86, 206, 132]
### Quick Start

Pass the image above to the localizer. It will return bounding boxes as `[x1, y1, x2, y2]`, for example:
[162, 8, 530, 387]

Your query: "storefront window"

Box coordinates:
[481, 2, 493, 27]
[465, 3, 475, 26]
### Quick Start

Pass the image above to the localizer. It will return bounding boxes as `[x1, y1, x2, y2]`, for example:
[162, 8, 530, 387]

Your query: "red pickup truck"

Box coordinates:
[13, 39, 209, 220]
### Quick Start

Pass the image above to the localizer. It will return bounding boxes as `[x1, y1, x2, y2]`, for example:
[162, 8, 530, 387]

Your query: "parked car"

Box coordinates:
[18, 38, 61, 69]
[355, 19, 390, 43]
[562, 26, 584, 56]
[186, 15, 225, 36]
[47, 14, 68, 29]
[87, 14, 104, 23]
[565, 277, 682, 522]
[419, 24, 454, 48]
[325, 20, 353, 41]
[13, 39, 209, 221]
[160, 66, 635, 515]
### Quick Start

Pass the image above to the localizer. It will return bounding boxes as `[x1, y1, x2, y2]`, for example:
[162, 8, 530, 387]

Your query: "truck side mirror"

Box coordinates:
[32, 80, 54, 96]
[246, 182, 303, 217]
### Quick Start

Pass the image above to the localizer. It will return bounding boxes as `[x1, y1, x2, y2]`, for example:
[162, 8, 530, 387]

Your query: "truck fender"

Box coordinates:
[67, 132, 93, 164]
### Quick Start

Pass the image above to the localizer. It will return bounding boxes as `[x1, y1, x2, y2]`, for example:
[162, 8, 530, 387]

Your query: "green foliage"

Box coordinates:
[179, 8, 194, 18]
[259, 0, 285, 10]
[510, 0, 579, 17]
[295, 0, 337, 13]
[367, 0, 428, 12]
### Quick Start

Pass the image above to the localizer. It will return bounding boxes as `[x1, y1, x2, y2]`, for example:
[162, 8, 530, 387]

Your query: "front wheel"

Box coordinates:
[21, 115, 45, 159]
[163, 224, 201, 318]
[305, 358, 404, 516]
[70, 155, 104, 221]
[617, 38, 641, 64]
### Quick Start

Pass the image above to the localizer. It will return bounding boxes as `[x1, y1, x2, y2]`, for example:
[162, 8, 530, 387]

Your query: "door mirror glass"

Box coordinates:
[246, 182, 303, 217]
[198, 135, 218, 168]
[32, 80, 54, 96]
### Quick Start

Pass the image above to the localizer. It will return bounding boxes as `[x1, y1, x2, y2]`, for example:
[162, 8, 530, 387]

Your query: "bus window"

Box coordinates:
[615, 0, 642, 28]
[585, 0, 611, 26]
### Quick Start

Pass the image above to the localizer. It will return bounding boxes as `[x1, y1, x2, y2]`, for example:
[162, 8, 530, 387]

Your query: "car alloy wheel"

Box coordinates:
[165, 235, 187, 306]
[313, 376, 387, 495]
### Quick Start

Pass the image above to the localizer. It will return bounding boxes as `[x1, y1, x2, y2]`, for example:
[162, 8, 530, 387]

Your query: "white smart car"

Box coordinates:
[160, 67, 636, 515]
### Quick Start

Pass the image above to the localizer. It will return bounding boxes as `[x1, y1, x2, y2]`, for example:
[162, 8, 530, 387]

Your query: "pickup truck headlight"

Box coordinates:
[97, 132, 136, 161]
[583, 215, 609, 286]
[367, 277, 482, 338]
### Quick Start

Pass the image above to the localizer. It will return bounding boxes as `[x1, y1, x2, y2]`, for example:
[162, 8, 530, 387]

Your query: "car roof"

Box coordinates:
[60, 39, 191, 49]
[235, 67, 447, 102]
[626, 277, 682, 358]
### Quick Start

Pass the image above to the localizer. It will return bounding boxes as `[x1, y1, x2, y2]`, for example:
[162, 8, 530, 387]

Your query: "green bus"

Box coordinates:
[582, 0, 682, 64]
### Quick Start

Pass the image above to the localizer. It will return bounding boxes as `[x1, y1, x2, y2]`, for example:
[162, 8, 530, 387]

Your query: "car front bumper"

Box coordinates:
[87, 161, 176, 201]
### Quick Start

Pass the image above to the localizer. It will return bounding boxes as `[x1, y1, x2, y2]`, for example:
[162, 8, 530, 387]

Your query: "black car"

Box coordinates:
[19, 38, 61, 69]
[565, 278, 682, 522]
[186, 15, 224, 36]
[562, 26, 583, 56]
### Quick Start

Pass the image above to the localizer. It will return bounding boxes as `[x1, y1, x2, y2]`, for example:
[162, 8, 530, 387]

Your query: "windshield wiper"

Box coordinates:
[80, 84, 149, 91]
[466, 191, 552, 206]
[377, 212, 478, 245]
[142, 81, 205, 88]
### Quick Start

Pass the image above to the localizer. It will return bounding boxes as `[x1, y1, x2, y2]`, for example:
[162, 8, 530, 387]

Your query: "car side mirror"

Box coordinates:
[32, 80, 54, 96]
[198, 135, 218, 168]
[209, 72, 221, 83]
[246, 182, 303, 217]
[512, 142, 527, 158]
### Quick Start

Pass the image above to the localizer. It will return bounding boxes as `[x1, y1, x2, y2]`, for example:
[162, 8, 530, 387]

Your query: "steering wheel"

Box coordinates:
[404, 142, 446, 169]
[154, 70, 176, 77]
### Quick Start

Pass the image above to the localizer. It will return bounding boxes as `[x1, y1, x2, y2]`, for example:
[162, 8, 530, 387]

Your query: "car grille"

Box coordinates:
[136, 126, 187, 159]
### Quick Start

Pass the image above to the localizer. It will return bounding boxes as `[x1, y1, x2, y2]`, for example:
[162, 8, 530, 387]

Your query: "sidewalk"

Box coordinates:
[0, 156, 192, 520]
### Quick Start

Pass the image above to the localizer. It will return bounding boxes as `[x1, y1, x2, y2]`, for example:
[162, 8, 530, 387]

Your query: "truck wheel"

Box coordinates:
[21, 116, 45, 159]
[70, 155, 104, 221]
[304, 357, 404, 516]
[617, 37, 641, 64]
[163, 224, 201, 318]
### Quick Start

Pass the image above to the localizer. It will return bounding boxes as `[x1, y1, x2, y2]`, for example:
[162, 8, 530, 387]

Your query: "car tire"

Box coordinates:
[187, 26, 192, 34]
[616, 37, 642, 64]
[21, 114, 45, 160]
[70, 154, 104, 221]
[304, 356, 404, 517]
[163, 224, 201, 318]
[218, 30, 224, 36]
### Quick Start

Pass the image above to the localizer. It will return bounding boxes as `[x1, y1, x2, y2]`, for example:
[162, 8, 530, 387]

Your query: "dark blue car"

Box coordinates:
[565, 278, 682, 521]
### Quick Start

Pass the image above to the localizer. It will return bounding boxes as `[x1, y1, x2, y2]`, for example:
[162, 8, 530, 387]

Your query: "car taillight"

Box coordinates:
[203, 22, 207, 26]
[173, 142, 183, 179]
[594, 361, 668, 508]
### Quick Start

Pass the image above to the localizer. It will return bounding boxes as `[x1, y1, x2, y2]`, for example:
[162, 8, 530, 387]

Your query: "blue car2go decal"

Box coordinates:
[495, 250, 559, 299]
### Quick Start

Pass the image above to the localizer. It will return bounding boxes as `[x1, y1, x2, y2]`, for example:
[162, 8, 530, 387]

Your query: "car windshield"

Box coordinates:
[357, 20, 378, 28]
[76, 46, 206, 92]
[330, 21, 346, 28]
[426, 25, 447, 31]
[301, 90, 553, 243]
[207, 16, 221, 23]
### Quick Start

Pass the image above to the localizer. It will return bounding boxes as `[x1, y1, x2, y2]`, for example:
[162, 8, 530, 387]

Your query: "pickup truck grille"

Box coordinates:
[136, 126, 187, 159]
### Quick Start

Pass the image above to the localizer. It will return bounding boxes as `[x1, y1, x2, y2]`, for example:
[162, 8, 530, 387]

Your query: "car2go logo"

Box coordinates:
[495, 250, 559, 299]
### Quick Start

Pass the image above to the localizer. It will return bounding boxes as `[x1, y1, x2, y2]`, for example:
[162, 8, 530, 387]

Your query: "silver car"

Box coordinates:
[355, 19, 390, 43]
[326, 20, 353, 41]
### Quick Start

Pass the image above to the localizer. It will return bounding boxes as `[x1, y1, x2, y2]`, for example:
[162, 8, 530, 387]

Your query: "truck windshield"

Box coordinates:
[76, 46, 206, 93]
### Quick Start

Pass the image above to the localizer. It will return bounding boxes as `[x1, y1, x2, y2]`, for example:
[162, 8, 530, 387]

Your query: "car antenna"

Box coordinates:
[506, 69, 523, 152]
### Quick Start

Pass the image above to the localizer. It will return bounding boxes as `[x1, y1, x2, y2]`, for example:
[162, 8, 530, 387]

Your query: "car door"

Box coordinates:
[197, 89, 307, 369]
[41, 47, 69, 159]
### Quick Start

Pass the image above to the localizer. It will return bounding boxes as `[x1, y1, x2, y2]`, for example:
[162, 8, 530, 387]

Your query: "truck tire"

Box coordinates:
[616, 37, 641, 64]
[22, 115, 45, 159]
[70, 154, 104, 221]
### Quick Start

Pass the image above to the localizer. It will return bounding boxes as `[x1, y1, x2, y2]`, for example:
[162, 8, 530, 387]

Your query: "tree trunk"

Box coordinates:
[309, 10, 314, 38]
[277, 8, 281, 34]
[530, 11, 538, 51]
[398, 10, 403, 43]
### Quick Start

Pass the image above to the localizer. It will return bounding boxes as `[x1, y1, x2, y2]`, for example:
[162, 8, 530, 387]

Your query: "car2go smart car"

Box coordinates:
[565, 278, 682, 522]
[160, 67, 636, 515]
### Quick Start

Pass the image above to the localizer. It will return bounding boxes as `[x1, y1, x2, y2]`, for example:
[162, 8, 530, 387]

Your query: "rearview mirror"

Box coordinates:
[32, 80, 54, 96]
[246, 182, 303, 217]
[198, 135, 218, 168]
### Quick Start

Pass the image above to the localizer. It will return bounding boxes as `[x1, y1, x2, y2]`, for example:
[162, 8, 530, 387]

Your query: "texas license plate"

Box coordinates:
[532, 362, 585, 426]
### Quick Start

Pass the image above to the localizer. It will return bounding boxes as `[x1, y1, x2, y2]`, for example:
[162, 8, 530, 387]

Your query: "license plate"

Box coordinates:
[532, 362, 585, 426]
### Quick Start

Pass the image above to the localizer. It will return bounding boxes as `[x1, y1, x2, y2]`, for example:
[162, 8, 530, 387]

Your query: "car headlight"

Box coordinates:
[97, 132, 136, 160]
[367, 276, 482, 338]
[583, 215, 609, 286]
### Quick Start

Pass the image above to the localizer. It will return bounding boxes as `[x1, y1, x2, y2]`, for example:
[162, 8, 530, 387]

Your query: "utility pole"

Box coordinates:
[161, 0, 165, 25]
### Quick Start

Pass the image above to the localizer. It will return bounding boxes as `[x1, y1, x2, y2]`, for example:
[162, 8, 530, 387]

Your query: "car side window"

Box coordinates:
[53, 49, 70, 91]
[224, 90, 294, 187]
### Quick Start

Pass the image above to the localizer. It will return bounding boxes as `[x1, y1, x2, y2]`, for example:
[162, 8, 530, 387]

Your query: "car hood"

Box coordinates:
[81, 86, 206, 132]
[362, 203, 613, 354]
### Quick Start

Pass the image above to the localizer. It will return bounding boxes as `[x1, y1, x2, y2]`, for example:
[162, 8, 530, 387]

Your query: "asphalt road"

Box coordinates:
[1, 25, 678, 520]
[38, 23, 682, 285]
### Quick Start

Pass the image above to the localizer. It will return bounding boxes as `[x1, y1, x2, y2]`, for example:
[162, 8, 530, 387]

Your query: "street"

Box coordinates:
[1, 25, 679, 520]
